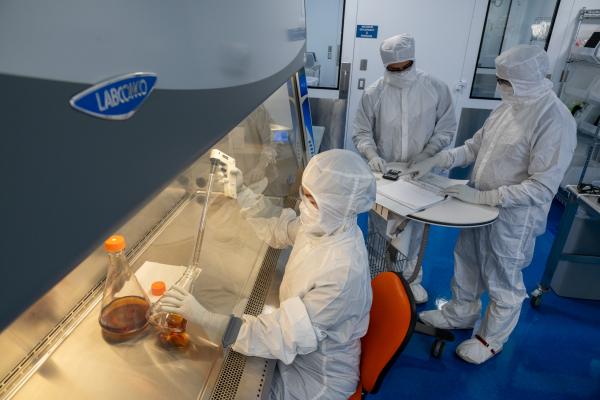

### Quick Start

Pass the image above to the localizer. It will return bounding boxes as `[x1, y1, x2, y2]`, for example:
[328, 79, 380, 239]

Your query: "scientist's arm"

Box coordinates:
[259, 106, 283, 161]
[440, 124, 485, 170]
[425, 81, 457, 155]
[499, 117, 576, 207]
[232, 258, 364, 365]
[352, 90, 378, 159]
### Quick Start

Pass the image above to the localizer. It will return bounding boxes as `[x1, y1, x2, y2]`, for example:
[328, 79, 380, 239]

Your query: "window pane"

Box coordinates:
[305, 0, 345, 89]
[471, 0, 559, 99]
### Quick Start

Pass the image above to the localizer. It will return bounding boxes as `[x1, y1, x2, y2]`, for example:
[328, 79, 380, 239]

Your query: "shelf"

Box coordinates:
[576, 130, 600, 146]
[582, 9, 600, 19]
[569, 59, 600, 69]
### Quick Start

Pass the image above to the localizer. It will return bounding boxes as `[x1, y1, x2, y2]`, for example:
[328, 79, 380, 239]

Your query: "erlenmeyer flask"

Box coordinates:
[99, 235, 151, 336]
[146, 266, 199, 334]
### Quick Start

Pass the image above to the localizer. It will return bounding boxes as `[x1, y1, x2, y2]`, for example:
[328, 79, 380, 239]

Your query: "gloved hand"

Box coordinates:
[399, 153, 447, 180]
[408, 152, 431, 168]
[408, 142, 440, 168]
[364, 148, 387, 172]
[443, 185, 500, 206]
[229, 168, 245, 193]
[247, 166, 266, 184]
[162, 285, 229, 331]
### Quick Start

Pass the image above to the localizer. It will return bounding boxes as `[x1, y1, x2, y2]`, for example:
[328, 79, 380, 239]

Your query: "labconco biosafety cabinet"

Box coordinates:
[0, 1, 317, 399]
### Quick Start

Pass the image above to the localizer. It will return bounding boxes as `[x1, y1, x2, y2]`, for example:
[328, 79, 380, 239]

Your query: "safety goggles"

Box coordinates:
[496, 76, 511, 86]
[387, 61, 413, 73]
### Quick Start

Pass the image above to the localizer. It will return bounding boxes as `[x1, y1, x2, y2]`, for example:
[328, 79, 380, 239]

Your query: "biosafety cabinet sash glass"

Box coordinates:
[470, 0, 561, 100]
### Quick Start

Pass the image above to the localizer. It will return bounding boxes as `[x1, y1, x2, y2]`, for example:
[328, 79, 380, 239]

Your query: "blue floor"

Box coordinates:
[376, 201, 600, 400]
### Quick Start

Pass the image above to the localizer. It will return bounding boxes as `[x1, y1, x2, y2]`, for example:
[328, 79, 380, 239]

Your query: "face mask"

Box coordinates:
[299, 199, 319, 225]
[383, 61, 416, 88]
[496, 83, 514, 96]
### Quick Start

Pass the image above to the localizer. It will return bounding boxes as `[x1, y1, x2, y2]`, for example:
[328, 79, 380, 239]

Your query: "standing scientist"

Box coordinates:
[404, 45, 576, 364]
[352, 34, 457, 302]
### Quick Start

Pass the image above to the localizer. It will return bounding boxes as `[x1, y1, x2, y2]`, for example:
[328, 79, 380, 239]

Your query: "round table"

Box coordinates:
[372, 162, 499, 282]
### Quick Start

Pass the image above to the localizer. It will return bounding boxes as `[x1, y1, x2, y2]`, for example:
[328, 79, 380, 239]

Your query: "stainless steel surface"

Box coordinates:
[2, 187, 282, 400]
[0, 177, 191, 387]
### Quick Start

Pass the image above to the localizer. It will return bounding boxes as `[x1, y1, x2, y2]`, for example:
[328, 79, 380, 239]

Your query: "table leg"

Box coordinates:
[531, 194, 579, 307]
[406, 223, 430, 284]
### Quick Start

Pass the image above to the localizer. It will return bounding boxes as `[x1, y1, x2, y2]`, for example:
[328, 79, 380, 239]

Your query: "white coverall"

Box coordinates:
[422, 45, 576, 363]
[352, 34, 457, 302]
[233, 149, 376, 399]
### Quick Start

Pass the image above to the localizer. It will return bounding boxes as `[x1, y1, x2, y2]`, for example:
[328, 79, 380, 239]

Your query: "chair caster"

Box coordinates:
[431, 339, 446, 359]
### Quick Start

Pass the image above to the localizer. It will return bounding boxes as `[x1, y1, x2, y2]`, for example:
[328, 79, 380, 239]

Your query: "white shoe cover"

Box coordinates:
[419, 310, 474, 329]
[410, 283, 428, 303]
[418, 310, 453, 329]
[456, 338, 502, 365]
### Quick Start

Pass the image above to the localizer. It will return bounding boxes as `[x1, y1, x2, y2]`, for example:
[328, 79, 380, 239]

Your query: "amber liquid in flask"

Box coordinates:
[99, 235, 151, 337]
[99, 296, 150, 334]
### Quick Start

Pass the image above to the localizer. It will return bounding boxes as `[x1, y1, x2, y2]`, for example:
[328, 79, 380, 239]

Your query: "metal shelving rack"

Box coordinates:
[555, 8, 600, 205]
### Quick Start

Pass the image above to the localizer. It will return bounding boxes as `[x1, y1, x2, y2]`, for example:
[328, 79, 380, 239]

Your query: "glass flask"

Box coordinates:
[99, 235, 151, 336]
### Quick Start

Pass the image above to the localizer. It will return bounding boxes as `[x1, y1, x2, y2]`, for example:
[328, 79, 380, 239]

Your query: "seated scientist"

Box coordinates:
[162, 149, 377, 399]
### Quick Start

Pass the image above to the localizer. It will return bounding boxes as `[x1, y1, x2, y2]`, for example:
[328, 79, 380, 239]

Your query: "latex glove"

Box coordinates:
[408, 152, 431, 168]
[364, 148, 387, 172]
[443, 185, 500, 206]
[162, 285, 229, 331]
[399, 153, 447, 180]
[229, 168, 245, 193]
[408, 142, 441, 168]
[247, 166, 266, 184]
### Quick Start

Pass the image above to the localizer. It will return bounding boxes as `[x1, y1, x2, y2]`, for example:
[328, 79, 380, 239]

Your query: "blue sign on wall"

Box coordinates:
[356, 25, 378, 38]
[70, 73, 157, 120]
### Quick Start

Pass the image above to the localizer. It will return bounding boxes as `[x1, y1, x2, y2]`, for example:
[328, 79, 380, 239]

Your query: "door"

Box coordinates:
[344, 0, 479, 152]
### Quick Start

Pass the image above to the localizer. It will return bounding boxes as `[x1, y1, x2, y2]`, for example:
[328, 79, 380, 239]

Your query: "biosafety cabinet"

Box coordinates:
[0, 1, 317, 399]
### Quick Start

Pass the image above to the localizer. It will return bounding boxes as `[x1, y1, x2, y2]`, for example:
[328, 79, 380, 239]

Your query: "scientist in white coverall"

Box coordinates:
[403, 45, 576, 364]
[352, 34, 457, 303]
[163, 149, 376, 399]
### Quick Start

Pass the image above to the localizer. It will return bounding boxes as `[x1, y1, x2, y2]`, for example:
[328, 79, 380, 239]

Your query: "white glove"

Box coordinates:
[408, 152, 431, 168]
[229, 168, 245, 193]
[364, 148, 387, 172]
[162, 285, 229, 332]
[247, 166, 266, 184]
[399, 153, 448, 180]
[408, 142, 441, 168]
[443, 185, 500, 206]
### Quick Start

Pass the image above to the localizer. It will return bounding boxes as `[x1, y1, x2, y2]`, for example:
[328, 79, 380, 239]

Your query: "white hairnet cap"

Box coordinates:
[302, 149, 376, 236]
[380, 34, 415, 67]
[495, 45, 549, 95]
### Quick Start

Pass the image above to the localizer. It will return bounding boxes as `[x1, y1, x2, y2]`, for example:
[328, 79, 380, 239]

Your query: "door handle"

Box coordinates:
[454, 80, 467, 91]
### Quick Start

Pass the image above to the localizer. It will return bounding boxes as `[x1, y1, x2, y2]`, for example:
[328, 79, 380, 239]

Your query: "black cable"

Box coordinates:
[576, 183, 600, 203]
[577, 183, 600, 195]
